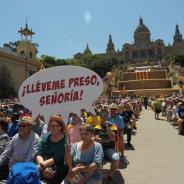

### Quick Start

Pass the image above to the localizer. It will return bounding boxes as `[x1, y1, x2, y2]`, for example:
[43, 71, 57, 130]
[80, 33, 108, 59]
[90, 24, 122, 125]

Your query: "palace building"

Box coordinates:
[75, 17, 184, 62]
[0, 22, 38, 92]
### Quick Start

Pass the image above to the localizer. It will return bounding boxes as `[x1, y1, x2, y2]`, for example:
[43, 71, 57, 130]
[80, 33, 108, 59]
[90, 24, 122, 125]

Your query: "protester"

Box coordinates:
[0, 115, 40, 180]
[118, 104, 133, 147]
[108, 103, 125, 159]
[86, 112, 101, 127]
[32, 113, 45, 137]
[176, 102, 184, 135]
[67, 113, 81, 144]
[143, 96, 148, 109]
[125, 103, 137, 130]
[68, 124, 103, 184]
[7, 112, 20, 138]
[94, 110, 120, 180]
[153, 98, 161, 120]
[80, 108, 88, 123]
[0, 117, 10, 155]
[36, 115, 71, 184]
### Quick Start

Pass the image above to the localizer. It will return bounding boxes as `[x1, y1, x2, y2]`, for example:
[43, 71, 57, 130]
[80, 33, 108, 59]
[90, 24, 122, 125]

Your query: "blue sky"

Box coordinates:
[0, 0, 184, 59]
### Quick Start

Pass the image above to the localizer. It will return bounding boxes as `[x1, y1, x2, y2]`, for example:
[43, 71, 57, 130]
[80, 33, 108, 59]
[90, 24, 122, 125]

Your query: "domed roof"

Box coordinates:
[83, 44, 92, 55]
[134, 17, 150, 35]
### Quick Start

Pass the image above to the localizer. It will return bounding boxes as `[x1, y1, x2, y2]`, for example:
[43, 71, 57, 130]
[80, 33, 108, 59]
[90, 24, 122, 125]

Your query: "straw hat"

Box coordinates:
[19, 116, 33, 125]
[109, 103, 118, 109]
[48, 115, 66, 132]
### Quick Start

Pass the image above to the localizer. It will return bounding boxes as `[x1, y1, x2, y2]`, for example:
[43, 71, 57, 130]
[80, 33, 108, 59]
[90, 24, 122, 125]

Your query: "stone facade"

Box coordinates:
[0, 23, 38, 92]
[76, 17, 184, 62]
[0, 48, 37, 92]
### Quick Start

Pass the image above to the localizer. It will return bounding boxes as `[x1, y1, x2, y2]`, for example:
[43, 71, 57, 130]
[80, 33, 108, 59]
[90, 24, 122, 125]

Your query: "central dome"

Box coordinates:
[134, 17, 151, 46]
[134, 17, 150, 34]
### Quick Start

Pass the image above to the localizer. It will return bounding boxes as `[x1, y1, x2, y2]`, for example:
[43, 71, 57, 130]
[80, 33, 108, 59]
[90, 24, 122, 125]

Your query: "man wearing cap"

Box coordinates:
[108, 103, 127, 162]
[0, 115, 40, 180]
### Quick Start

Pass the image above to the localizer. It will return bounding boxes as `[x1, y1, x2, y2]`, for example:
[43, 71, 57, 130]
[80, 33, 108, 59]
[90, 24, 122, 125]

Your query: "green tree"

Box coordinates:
[175, 55, 184, 66]
[0, 65, 16, 98]
[3, 41, 19, 52]
[39, 54, 123, 78]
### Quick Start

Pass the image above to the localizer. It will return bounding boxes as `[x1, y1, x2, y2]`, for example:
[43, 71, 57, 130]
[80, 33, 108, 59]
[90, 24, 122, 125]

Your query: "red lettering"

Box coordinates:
[79, 77, 84, 86]
[73, 91, 79, 101]
[91, 75, 97, 85]
[64, 93, 70, 102]
[69, 78, 74, 88]
[47, 81, 52, 91]
[51, 93, 57, 104]
[41, 82, 47, 91]
[26, 85, 31, 94]
[45, 95, 51, 105]
[80, 90, 83, 100]
[22, 86, 26, 97]
[85, 76, 90, 86]
[58, 93, 64, 103]
[60, 80, 65, 88]
[52, 80, 60, 90]
[74, 77, 79, 87]
[40, 96, 45, 106]
[31, 84, 36, 93]
[36, 82, 41, 92]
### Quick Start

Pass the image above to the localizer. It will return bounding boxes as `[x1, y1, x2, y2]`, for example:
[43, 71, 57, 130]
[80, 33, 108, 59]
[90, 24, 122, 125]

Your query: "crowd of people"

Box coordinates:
[0, 96, 142, 184]
[146, 95, 184, 135]
[1, 94, 184, 183]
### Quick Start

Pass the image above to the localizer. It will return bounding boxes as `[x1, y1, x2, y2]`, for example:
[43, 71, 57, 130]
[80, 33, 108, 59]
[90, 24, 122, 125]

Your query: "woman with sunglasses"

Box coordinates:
[68, 124, 103, 184]
[36, 115, 71, 184]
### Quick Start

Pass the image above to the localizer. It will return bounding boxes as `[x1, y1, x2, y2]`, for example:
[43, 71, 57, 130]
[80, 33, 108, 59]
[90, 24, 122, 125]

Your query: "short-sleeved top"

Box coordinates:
[108, 114, 124, 129]
[36, 134, 66, 168]
[71, 141, 104, 181]
[154, 100, 161, 110]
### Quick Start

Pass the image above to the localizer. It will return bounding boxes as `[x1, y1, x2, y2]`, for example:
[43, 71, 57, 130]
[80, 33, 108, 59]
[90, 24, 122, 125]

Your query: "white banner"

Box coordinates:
[18, 65, 103, 123]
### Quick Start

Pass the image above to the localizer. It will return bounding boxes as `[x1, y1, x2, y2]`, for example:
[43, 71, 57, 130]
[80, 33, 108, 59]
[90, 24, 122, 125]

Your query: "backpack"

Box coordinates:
[6, 162, 41, 184]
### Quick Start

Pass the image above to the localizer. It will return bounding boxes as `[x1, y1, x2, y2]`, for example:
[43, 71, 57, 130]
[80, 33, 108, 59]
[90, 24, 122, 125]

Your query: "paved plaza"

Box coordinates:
[105, 109, 184, 184]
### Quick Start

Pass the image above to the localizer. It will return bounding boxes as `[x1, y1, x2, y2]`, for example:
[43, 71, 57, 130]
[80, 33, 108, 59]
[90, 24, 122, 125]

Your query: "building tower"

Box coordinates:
[106, 34, 115, 53]
[83, 43, 92, 55]
[16, 21, 36, 59]
[134, 17, 151, 47]
[173, 24, 183, 45]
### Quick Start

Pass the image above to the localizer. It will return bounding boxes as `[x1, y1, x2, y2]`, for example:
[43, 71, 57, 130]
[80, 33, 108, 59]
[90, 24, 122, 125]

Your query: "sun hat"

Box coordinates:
[109, 103, 118, 109]
[48, 115, 66, 132]
[19, 116, 33, 125]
